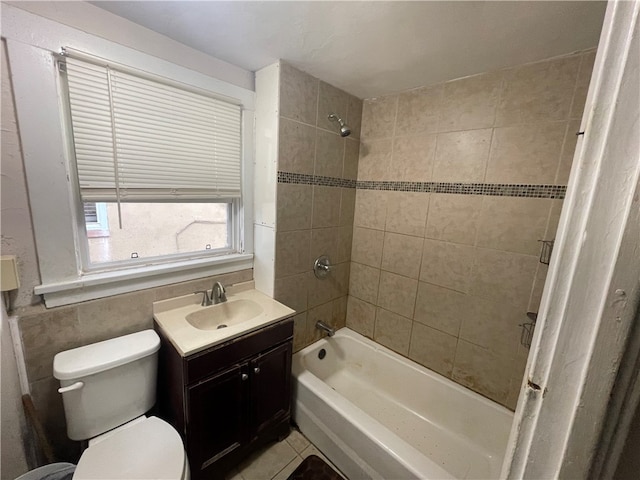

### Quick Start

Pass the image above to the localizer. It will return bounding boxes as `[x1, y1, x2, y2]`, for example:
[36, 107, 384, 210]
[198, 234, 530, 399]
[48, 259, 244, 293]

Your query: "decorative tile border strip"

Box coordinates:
[277, 171, 566, 199]
[277, 171, 357, 189]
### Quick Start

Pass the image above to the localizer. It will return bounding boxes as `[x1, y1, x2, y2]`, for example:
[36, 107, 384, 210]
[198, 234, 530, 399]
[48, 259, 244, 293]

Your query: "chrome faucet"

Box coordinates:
[316, 321, 335, 337]
[194, 290, 212, 306]
[212, 281, 227, 304]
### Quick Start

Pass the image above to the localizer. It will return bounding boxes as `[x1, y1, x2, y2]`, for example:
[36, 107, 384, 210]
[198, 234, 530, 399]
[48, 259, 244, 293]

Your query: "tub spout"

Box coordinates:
[316, 321, 335, 337]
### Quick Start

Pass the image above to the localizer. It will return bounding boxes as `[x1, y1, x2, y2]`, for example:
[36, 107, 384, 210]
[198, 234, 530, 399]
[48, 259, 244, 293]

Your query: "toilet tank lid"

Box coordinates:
[54, 330, 160, 380]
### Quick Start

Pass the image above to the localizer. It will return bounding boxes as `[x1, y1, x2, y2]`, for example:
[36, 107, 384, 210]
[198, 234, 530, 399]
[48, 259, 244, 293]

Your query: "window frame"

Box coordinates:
[5, 24, 255, 308]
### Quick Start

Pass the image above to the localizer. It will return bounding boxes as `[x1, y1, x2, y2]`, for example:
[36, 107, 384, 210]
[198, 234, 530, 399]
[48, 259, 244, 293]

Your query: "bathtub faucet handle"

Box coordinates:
[316, 320, 335, 337]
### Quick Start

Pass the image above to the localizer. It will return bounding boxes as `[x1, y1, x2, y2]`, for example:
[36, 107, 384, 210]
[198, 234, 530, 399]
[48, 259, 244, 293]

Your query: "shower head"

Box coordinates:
[328, 113, 351, 137]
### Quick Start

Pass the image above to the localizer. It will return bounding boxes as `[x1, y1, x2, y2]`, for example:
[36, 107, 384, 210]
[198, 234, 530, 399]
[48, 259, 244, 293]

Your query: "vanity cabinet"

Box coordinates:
[155, 318, 293, 480]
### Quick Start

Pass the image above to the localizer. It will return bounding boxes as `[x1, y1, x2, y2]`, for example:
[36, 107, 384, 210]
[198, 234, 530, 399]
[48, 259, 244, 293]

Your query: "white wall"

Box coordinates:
[3, 1, 254, 91]
[1, 299, 30, 478]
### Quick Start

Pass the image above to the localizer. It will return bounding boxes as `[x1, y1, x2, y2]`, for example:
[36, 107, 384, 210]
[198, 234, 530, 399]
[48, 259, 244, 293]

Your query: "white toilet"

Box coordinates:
[53, 329, 189, 480]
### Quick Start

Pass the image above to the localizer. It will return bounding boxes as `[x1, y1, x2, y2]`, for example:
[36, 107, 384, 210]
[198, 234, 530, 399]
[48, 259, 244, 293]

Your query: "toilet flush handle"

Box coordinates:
[58, 381, 84, 394]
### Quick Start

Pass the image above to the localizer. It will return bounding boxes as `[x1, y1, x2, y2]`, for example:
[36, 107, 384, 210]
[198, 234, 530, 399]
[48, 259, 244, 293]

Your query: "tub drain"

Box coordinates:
[217, 324, 228, 329]
[318, 348, 326, 360]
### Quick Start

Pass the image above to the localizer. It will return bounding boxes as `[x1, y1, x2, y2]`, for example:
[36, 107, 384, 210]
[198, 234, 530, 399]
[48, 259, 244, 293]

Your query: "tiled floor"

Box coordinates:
[226, 428, 345, 480]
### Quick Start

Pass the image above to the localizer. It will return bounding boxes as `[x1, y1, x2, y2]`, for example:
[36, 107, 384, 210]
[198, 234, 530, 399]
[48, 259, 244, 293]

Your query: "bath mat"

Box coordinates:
[286, 454, 343, 480]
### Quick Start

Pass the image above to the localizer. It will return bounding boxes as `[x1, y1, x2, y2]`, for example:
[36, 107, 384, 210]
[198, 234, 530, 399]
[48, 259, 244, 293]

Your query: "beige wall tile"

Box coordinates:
[396, 85, 442, 135]
[20, 306, 81, 381]
[333, 261, 350, 297]
[390, 134, 436, 182]
[335, 225, 353, 263]
[346, 295, 376, 338]
[439, 71, 502, 132]
[349, 262, 380, 304]
[312, 186, 341, 228]
[433, 129, 491, 182]
[374, 308, 412, 355]
[476, 197, 552, 255]
[346, 95, 363, 140]
[278, 118, 316, 174]
[274, 273, 308, 313]
[409, 323, 457, 377]
[413, 282, 464, 336]
[361, 95, 398, 139]
[570, 50, 597, 119]
[458, 295, 524, 357]
[556, 119, 581, 184]
[310, 227, 339, 266]
[452, 340, 513, 405]
[381, 232, 424, 279]
[385, 191, 429, 237]
[377, 271, 418, 319]
[153, 270, 252, 300]
[357, 138, 392, 181]
[280, 62, 319, 125]
[307, 302, 334, 343]
[317, 81, 349, 131]
[277, 183, 312, 232]
[469, 248, 538, 309]
[292, 312, 309, 352]
[420, 239, 474, 293]
[332, 295, 348, 329]
[307, 262, 347, 308]
[343, 138, 360, 180]
[486, 122, 566, 184]
[425, 194, 482, 245]
[315, 129, 345, 178]
[496, 55, 581, 126]
[339, 188, 356, 227]
[77, 290, 155, 346]
[275, 230, 311, 278]
[351, 227, 384, 267]
[354, 189, 388, 230]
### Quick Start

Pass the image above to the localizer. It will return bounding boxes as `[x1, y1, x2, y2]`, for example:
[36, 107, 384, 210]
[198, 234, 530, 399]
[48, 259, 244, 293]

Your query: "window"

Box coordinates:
[5, 15, 254, 308]
[62, 53, 243, 270]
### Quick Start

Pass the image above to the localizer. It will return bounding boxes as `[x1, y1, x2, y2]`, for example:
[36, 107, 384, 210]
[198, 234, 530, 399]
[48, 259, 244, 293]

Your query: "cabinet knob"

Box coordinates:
[254, 367, 260, 374]
[241, 373, 249, 381]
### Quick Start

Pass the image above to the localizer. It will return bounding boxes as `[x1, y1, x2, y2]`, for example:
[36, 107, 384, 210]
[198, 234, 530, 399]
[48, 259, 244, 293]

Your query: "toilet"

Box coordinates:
[53, 330, 189, 480]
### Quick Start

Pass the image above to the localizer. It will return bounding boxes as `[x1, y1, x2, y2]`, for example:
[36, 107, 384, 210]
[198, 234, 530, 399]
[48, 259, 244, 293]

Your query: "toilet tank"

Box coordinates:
[53, 330, 160, 441]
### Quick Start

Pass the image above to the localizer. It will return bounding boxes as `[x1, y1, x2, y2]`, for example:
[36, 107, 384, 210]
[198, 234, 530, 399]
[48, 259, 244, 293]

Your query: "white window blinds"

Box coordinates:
[64, 56, 242, 202]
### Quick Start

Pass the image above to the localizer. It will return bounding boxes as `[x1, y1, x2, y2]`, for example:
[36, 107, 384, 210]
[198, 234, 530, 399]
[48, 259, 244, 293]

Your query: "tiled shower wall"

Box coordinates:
[272, 63, 363, 352]
[346, 50, 596, 409]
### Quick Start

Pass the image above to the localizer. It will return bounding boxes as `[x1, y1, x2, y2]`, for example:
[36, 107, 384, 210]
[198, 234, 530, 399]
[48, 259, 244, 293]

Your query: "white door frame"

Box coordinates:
[502, 1, 640, 478]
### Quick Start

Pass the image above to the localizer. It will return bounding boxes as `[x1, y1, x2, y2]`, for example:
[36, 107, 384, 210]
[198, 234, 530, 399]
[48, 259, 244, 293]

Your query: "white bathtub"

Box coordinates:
[292, 328, 513, 479]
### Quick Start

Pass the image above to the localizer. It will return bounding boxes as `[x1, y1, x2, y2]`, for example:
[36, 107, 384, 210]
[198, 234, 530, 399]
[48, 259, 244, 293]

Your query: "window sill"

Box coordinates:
[34, 253, 253, 308]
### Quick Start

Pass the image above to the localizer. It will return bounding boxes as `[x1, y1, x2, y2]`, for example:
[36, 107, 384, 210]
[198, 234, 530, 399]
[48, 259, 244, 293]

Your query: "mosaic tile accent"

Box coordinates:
[278, 171, 357, 189]
[278, 171, 566, 199]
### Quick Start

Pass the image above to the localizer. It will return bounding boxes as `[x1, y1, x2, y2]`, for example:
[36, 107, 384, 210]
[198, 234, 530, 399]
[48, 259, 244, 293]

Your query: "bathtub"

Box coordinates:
[292, 328, 513, 479]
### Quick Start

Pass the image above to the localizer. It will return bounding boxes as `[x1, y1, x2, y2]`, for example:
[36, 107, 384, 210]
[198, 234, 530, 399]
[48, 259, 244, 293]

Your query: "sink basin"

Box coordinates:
[185, 299, 264, 331]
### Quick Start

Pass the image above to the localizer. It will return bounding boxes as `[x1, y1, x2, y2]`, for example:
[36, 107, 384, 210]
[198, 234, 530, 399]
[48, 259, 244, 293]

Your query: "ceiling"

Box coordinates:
[91, 1, 606, 99]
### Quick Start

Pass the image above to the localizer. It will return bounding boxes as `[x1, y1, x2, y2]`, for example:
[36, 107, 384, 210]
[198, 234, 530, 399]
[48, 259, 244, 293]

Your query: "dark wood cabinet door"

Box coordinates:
[250, 342, 292, 436]
[187, 363, 249, 474]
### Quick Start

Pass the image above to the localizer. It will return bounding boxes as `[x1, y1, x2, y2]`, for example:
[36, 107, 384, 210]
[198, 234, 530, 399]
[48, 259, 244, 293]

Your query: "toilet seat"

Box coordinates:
[73, 416, 186, 479]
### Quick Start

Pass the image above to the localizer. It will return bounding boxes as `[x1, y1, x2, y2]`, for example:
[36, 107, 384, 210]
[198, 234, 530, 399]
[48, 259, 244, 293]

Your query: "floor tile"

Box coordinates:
[285, 429, 311, 454]
[237, 440, 298, 480]
[272, 456, 304, 480]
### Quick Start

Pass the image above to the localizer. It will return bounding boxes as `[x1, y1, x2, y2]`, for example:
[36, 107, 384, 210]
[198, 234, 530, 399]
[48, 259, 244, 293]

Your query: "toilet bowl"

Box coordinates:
[53, 330, 189, 480]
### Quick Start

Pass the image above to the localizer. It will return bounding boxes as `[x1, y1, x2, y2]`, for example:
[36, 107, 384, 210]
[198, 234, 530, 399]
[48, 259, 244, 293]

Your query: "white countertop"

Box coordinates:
[153, 281, 295, 356]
